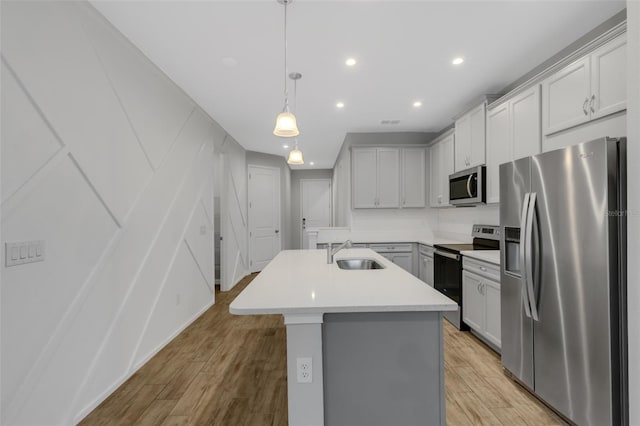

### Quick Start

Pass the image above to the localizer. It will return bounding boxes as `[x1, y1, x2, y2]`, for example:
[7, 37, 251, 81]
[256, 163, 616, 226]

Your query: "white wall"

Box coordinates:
[626, 2, 639, 425]
[291, 169, 334, 249]
[0, 2, 226, 424]
[246, 151, 293, 249]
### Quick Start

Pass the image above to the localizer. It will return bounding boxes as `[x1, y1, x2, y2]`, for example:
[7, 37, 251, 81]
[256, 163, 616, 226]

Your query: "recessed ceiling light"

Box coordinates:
[221, 56, 238, 67]
[309, 161, 315, 166]
[283, 144, 289, 149]
[345, 58, 357, 66]
[452, 57, 464, 65]
[413, 101, 422, 107]
[336, 102, 345, 108]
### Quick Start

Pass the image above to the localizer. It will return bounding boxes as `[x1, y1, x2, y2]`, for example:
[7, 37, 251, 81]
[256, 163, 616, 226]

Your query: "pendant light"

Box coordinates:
[273, 0, 299, 137]
[287, 139, 304, 165]
[287, 72, 304, 164]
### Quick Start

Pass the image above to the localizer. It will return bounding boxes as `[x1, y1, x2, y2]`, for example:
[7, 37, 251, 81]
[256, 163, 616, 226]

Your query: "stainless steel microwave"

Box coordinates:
[448, 166, 486, 206]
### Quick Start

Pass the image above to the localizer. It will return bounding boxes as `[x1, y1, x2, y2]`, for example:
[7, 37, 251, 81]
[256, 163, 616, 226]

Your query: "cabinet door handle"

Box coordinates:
[582, 97, 589, 116]
[480, 266, 487, 271]
[590, 94, 596, 113]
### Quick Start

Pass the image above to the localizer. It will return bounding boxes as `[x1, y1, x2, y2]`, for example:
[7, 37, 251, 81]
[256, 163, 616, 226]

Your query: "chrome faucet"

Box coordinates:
[327, 240, 352, 264]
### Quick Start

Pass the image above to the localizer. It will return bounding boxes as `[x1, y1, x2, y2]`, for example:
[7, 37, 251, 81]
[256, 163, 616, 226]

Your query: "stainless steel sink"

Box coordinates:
[336, 258, 385, 270]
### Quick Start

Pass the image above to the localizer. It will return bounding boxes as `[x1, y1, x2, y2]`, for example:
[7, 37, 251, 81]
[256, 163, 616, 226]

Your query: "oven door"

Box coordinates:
[433, 250, 462, 304]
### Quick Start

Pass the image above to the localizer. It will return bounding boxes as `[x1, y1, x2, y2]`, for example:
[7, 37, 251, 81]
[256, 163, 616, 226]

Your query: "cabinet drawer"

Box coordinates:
[319, 243, 367, 249]
[463, 257, 500, 282]
[419, 244, 434, 257]
[369, 243, 413, 253]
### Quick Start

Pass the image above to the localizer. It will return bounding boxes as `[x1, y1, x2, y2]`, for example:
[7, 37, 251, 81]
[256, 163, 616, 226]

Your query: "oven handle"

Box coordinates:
[434, 249, 460, 261]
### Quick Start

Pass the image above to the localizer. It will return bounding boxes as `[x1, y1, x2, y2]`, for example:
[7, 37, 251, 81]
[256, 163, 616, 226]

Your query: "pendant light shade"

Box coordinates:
[273, 110, 299, 137]
[287, 145, 304, 165]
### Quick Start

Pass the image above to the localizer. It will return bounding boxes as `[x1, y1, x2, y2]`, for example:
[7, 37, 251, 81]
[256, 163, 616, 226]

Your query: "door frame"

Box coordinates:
[299, 178, 332, 248]
[247, 164, 281, 272]
[219, 152, 227, 290]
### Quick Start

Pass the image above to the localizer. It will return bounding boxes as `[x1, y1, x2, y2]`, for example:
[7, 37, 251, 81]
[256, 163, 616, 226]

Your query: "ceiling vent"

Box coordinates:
[380, 119, 401, 125]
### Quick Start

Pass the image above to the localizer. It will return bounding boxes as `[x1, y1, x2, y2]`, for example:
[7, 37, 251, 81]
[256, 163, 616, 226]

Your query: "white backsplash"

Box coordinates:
[436, 204, 500, 240]
[350, 207, 438, 232]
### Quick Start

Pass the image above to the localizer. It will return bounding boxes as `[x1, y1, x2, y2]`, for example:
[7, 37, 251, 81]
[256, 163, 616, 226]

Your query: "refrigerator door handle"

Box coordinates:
[520, 192, 532, 318]
[525, 192, 540, 321]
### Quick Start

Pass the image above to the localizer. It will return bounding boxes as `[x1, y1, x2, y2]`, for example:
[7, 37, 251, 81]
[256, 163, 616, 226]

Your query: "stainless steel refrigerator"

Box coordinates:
[499, 137, 627, 426]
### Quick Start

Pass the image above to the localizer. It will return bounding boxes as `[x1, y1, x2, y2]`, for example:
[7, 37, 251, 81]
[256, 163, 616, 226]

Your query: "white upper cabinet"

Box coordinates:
[401, 147, 426, 208]
[455, 102, 486, 172]
[351, 147, 401, 209]
[352, 148, 378, 208]
[376, 148, 400, 208]
[590, 34, 627, 119]
[486, 102, 511, 204]
[454, 114, 471, 171]
[486, 85, 542, 203]
[352, 146, 426, 209]
[511, 86, 542, 160]
[542, 57, 590, 134]
[429, 132, 454, 207]
[542, 33, 626, 135]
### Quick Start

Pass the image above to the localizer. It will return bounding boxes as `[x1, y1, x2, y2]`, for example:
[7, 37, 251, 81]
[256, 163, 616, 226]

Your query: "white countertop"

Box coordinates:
[230, 249, 458, 315]
[460, 250, 501, 265]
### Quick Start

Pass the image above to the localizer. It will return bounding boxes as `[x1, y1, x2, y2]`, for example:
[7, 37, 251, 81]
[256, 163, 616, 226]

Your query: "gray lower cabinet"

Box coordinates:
[418, 244, 434, 287]
[369, 243, 414, 274]
[462, 257, 501, 350]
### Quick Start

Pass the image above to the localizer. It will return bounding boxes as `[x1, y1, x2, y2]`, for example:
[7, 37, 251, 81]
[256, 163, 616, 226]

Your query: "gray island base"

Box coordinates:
[230, 249, 456, 426]
[323, 312, 445, 426]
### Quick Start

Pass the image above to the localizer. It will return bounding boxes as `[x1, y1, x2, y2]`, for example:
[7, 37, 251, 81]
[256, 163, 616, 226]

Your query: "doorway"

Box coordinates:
[248, 165, 281, 272]
[300, 179, 332, 248]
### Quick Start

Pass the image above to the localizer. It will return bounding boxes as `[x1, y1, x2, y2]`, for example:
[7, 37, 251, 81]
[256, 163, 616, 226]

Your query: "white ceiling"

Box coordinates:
[91, 0, 625, 169]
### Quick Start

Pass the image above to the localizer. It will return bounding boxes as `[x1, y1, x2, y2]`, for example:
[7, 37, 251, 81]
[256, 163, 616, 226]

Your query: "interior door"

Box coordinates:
[300, 179, 332, 248]
[248, 165, 280, 272]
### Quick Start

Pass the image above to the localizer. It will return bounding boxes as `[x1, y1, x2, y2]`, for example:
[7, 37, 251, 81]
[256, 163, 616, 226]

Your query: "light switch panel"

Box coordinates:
[5, 241, 45, 267]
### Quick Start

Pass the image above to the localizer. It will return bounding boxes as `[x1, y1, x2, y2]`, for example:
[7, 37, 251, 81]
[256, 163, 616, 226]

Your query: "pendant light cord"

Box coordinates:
[283, 1, 289, 108]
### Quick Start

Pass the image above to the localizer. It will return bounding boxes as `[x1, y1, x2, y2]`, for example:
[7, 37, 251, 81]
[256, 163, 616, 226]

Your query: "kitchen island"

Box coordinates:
[230, 248, 457, 426]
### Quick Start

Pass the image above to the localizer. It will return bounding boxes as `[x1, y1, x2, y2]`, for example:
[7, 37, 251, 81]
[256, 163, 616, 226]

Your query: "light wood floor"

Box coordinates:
[81, 274, 566, 425]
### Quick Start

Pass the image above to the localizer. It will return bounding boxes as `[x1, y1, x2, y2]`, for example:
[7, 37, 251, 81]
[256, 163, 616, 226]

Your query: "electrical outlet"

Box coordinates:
[296, 357, 312, 383]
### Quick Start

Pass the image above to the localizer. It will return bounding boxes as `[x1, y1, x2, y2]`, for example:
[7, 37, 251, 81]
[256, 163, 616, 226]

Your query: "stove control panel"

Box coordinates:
[471, 224, 500, 240]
